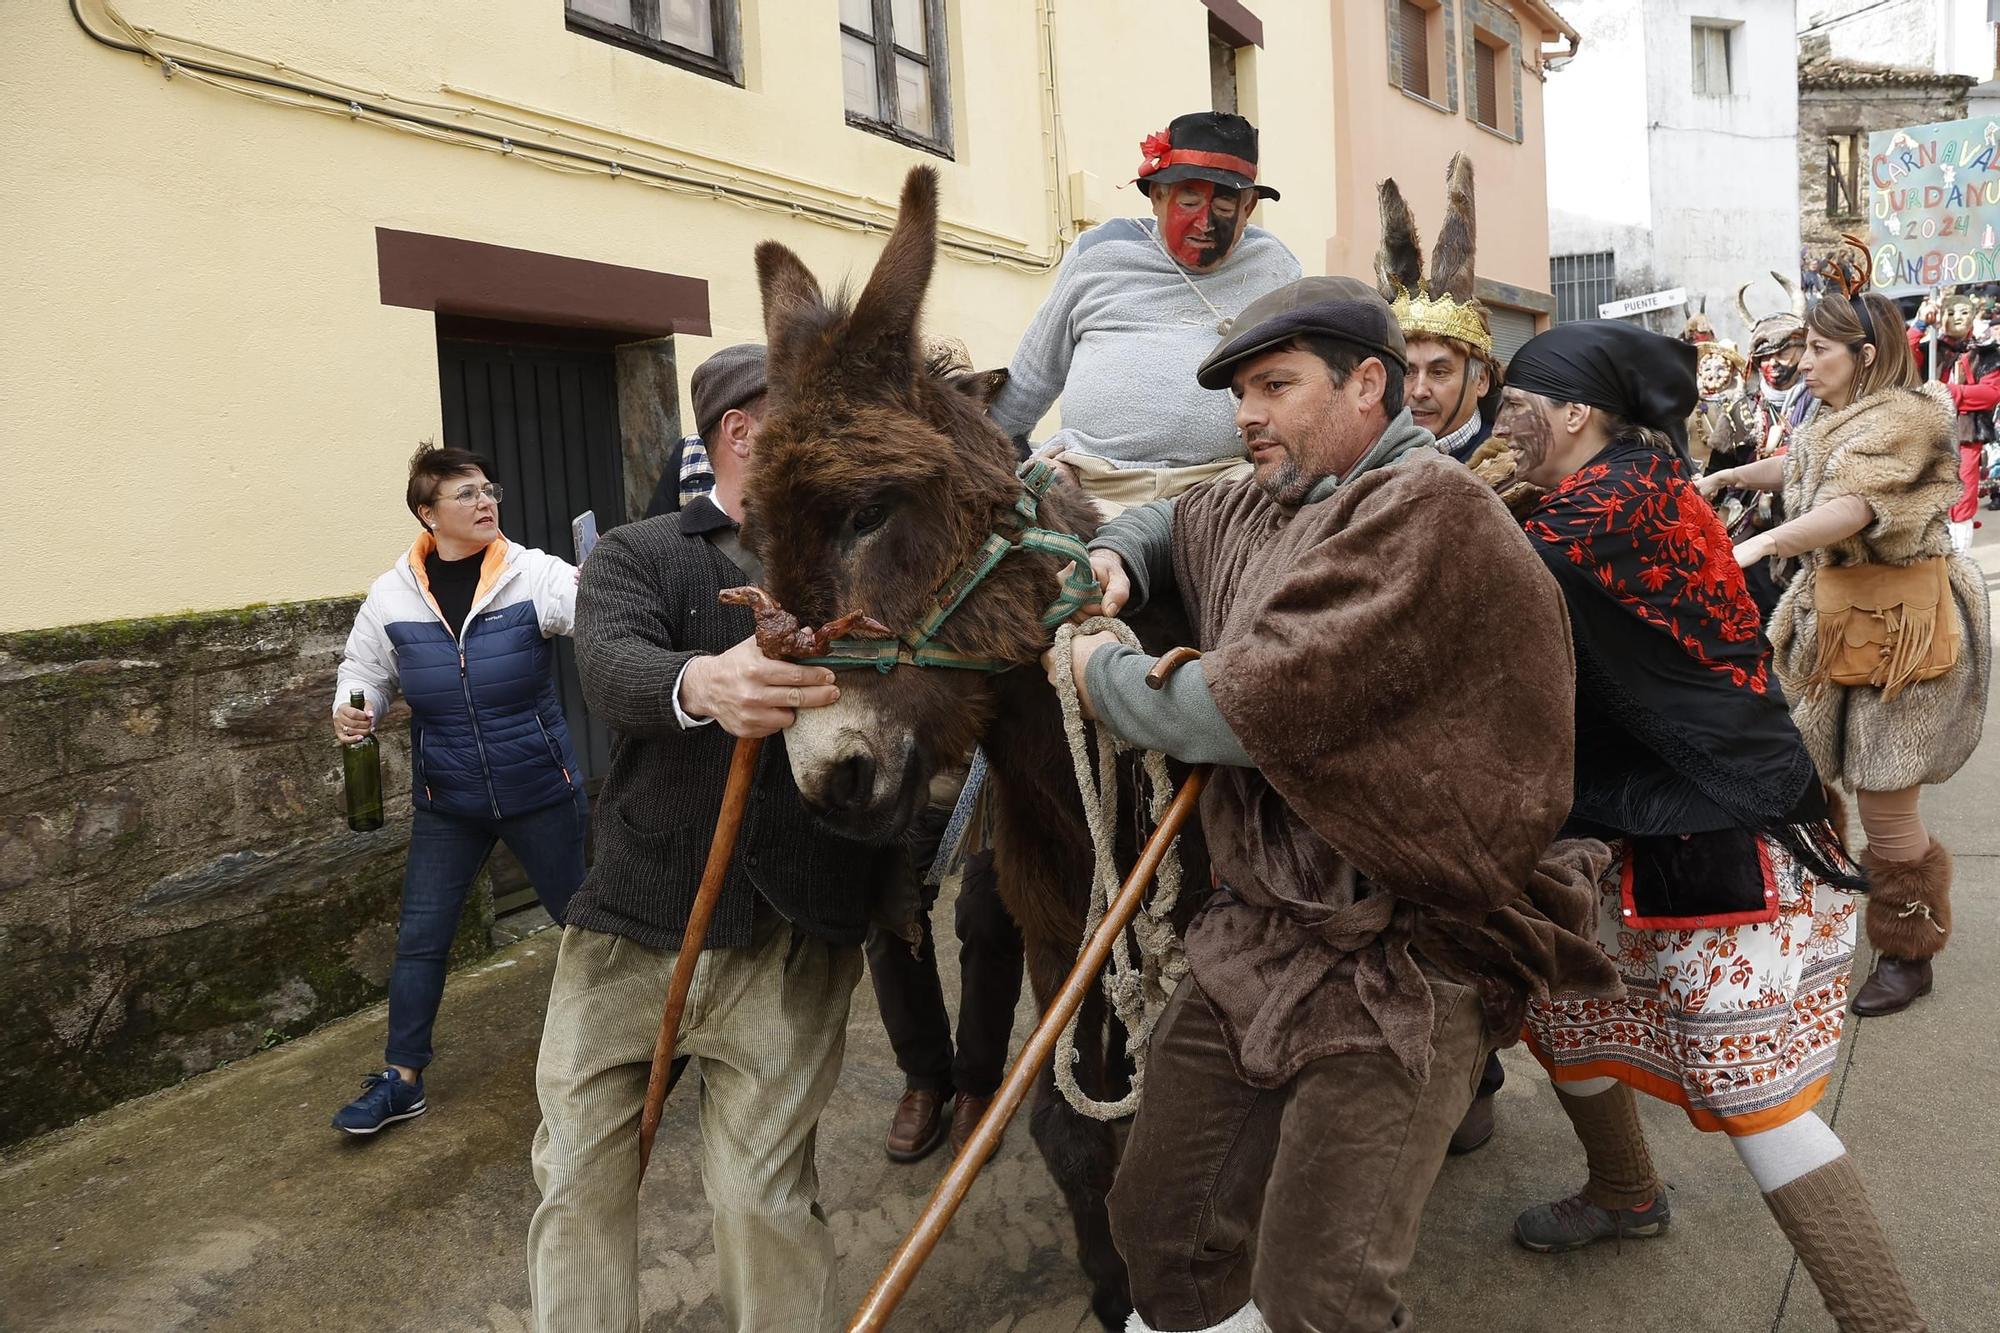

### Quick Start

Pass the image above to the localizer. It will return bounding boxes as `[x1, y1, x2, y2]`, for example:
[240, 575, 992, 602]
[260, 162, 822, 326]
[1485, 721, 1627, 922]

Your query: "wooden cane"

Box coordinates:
[849, 759, 1211, 1330]
[637, 733, 764, 1177]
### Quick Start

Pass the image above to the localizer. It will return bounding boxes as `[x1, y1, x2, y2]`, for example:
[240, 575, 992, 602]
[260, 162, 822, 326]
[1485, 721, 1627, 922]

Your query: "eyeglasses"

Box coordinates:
[437, 483, 504, 506]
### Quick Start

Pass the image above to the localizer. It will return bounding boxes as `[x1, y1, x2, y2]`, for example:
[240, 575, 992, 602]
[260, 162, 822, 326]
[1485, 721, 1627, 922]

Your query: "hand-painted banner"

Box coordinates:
[1869, 116, 2000, 287]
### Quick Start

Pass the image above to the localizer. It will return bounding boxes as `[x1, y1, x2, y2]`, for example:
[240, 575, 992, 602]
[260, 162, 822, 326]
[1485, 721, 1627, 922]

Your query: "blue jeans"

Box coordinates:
[385, 788, 587, 1070]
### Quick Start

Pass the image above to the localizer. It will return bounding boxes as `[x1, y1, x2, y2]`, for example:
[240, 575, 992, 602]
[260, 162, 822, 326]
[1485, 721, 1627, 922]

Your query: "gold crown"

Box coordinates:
[1390, 288, 1493, 357]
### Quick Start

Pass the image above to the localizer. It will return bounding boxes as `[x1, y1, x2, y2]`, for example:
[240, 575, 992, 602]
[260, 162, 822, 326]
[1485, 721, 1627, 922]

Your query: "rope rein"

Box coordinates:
[1046, 617, 1189, 1120]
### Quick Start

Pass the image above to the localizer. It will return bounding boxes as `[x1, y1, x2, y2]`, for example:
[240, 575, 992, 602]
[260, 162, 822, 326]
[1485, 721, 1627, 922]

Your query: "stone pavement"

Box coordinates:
[7, 546, 1999, 1333]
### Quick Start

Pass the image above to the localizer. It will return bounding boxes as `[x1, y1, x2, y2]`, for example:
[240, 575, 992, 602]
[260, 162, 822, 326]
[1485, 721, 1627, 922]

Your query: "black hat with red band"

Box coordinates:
[1133, 111, 1279, 201]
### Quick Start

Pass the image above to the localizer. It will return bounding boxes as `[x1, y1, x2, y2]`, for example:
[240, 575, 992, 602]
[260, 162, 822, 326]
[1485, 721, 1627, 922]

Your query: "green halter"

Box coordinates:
[795, 459, 1100, 674]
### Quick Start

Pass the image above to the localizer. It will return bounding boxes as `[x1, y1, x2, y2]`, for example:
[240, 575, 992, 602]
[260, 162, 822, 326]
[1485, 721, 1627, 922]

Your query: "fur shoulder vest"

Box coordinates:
[1768, 381, 1991, 790]
[1781, 381, 1956, 566]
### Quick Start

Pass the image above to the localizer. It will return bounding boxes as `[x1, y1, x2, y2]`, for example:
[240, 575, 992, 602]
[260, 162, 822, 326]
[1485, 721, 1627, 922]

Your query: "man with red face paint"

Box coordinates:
[990, 111, 1301, 517]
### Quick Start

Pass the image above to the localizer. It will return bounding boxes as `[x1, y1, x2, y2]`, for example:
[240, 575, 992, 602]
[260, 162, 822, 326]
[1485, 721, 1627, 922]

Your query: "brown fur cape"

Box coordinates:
[1170, 451, 1620, 1087]
[1770, 383, 1992, 789]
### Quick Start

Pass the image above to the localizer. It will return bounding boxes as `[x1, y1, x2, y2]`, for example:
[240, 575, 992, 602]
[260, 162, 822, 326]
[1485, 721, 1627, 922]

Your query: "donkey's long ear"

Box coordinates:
[948, 367, 1010, 407]
[1430, 154, 1477, 302]
[756, 240, 826, 392]
[849, 166, 940, 367]
[1375, 177, 1422, 301]
[756, 241, 824, 346]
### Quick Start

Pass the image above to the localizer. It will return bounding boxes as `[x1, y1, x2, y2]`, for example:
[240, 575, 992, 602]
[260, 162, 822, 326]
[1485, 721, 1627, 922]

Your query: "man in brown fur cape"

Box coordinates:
[1044, 276, 1618, 1333]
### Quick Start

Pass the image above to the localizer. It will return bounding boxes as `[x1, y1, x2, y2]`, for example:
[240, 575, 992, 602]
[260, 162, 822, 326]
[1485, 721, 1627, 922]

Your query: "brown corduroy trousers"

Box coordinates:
[1107, 975, 1488, 1333]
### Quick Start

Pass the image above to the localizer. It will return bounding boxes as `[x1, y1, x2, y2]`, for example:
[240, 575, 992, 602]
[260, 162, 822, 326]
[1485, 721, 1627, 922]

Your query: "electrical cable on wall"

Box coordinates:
[67, 0, 1071, 274]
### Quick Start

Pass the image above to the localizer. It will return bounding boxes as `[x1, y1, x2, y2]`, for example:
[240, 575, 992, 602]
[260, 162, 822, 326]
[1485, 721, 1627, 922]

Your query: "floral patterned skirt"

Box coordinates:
[1524, 836, 1857, 1136]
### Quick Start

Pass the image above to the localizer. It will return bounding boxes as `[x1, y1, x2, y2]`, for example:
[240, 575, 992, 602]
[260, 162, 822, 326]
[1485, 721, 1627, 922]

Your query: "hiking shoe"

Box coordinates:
[331, 1068, 427, 1135]
[1514, 1187, 1670, 1253]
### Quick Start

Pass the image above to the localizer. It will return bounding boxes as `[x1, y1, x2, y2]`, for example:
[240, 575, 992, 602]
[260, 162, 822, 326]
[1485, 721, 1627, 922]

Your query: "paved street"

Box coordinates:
[7, 538, 1999, 1333]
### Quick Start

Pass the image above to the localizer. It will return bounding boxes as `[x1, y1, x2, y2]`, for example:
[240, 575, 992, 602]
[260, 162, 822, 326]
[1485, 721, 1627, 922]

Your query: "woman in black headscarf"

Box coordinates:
[1486, 322, 1925, 1333]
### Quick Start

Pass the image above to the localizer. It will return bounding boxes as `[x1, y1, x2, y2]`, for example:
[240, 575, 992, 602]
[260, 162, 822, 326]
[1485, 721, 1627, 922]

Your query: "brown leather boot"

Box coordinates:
[886, 1087, 949, 1163]
[1763, 1155, 1928, 1331]
[1854, 840, 1951, 1018]
[1449, 1093, 1496, 1155]
[1851, 956, 1934, 1017]
[948, 1090, 996, 1156]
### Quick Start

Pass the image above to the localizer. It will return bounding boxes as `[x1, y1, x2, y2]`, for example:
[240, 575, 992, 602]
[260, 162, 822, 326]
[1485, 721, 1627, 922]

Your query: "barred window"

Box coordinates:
[1552, 252, 1617, 324]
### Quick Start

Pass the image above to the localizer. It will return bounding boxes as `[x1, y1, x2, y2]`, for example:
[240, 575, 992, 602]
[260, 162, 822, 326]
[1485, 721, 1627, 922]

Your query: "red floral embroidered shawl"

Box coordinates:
[1524, 444, 1770, 693]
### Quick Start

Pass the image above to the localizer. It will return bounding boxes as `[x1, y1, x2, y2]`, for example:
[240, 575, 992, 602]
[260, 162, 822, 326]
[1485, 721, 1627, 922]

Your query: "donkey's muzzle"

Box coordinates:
[823, 752, 877, 818]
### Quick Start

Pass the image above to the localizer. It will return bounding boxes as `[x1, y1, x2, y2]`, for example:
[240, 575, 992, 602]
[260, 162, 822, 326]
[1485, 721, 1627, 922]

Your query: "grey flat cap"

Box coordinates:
[1196, 276, 1408, 389]
[691, 343, 768, 440]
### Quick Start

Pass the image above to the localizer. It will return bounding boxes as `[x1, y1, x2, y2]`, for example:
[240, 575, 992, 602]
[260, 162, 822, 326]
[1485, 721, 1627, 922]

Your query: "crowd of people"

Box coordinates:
[324, 110, 1985, 1333]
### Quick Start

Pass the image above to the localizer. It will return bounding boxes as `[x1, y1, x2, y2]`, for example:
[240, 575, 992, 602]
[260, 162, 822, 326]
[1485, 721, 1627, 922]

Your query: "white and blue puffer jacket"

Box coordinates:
[335, 534, 582, 820]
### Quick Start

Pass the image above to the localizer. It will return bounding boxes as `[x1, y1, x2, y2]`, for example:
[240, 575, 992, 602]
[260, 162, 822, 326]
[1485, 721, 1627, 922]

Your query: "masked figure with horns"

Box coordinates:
[1709, 272, 1816, 475]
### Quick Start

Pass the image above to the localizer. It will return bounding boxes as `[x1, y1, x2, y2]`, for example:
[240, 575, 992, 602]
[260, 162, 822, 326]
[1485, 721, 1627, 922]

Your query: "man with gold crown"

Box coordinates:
[1374, 154, 1503, 464]
[1372, 156, 1514, 1158]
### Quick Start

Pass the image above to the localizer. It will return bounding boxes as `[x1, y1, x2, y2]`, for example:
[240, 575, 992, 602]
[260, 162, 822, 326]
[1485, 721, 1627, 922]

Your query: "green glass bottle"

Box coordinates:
[343, 690, 384, 832]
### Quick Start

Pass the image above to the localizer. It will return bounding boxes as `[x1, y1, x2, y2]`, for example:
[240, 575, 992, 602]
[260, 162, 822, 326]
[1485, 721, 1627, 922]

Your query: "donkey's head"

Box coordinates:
[743, 167, 1094, 843]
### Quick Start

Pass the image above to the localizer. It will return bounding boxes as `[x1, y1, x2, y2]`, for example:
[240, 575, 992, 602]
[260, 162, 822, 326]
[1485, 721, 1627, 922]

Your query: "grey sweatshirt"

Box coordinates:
[1083, 410, 1440, 764]
[990, 217, 1302, 469]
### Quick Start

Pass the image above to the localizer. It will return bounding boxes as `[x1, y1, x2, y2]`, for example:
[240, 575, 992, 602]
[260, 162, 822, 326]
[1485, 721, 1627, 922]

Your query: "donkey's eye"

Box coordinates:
[852, 503, 889, 534]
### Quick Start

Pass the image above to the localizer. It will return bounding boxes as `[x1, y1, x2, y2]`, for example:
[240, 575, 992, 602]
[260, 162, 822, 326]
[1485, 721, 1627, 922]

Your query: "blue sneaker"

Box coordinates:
[331, 1068, 427, 1135]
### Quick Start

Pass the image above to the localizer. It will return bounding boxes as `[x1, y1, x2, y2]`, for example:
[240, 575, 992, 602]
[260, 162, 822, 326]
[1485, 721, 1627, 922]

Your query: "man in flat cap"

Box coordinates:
[991, 111, 1301, 517]
[532, 338, 902, 1328]
[1045, 277, 1615, 1331]
[645, 342, 768, 517]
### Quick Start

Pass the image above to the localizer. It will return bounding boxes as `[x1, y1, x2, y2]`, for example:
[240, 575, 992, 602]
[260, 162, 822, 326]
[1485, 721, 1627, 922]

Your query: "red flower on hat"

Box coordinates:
[1137, 128, 1172, 177]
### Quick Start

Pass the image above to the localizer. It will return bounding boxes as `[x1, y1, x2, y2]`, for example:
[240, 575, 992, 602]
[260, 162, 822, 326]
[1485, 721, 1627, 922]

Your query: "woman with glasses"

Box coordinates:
[327, 442, 588, 1135]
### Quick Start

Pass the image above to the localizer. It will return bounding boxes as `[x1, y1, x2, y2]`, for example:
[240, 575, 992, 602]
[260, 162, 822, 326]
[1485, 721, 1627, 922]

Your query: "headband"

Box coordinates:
[1136, 130, 1259, 183]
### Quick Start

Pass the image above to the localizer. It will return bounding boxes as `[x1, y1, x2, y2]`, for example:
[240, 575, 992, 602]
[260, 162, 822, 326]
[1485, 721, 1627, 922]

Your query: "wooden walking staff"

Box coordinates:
[636, 584, 886, 1176]
[851, 647, 1211, 1330]
[637, 733, 763, 1176]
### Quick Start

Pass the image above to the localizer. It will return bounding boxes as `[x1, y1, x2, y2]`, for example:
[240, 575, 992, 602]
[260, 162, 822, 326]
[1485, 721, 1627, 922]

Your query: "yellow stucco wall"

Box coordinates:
[10, 1, 1553, 634]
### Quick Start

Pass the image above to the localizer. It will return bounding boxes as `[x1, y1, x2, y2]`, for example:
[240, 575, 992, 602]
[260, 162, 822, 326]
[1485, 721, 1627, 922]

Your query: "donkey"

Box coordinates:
[738, 165, 1203, 1329]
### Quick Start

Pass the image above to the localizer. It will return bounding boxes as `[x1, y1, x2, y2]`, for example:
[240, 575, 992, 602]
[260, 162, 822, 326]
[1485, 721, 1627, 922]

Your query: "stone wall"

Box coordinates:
[1799, 59, 1973, 269]
[0, 599, 491, 1147]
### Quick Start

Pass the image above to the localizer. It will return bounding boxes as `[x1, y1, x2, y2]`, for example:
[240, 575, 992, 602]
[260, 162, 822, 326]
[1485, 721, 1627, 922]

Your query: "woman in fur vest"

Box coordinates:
[1701, 268, 1991, 1019]
[1490, 322, 1926, 1333]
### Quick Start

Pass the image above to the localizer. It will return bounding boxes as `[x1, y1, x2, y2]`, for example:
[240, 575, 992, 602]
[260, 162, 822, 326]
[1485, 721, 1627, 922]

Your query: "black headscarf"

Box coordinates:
[1507, 321, 1699, 455]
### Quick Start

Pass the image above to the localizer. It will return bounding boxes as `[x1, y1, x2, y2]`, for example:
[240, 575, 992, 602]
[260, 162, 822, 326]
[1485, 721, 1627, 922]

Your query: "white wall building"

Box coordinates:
[1801, 0, 1995, 82]
[1545, 0, 1800, 347]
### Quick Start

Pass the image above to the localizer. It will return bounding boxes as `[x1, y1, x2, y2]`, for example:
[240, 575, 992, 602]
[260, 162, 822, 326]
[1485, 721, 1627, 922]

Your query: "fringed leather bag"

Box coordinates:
[1809, 556, 1960, 700]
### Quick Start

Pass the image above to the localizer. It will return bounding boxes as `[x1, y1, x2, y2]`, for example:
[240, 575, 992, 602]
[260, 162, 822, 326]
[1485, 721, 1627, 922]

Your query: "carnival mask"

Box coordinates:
[1698, 349, 1741, 397]
[1944, 298, 1976, 340]
[1152, 180, 1252, 270]
[1758, 338, 1804, 391]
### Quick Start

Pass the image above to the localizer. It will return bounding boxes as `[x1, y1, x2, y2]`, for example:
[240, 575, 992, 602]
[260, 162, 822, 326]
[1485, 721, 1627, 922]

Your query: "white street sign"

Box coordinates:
[1598, 287, 1687, 319]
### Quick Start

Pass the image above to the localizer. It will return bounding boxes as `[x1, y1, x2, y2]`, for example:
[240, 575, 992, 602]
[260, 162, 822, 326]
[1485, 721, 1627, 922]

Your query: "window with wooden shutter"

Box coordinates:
[1474, 39, 1500, 128]
[1827, 132, 1863, 219]
[1399, 1, 1431, 100]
